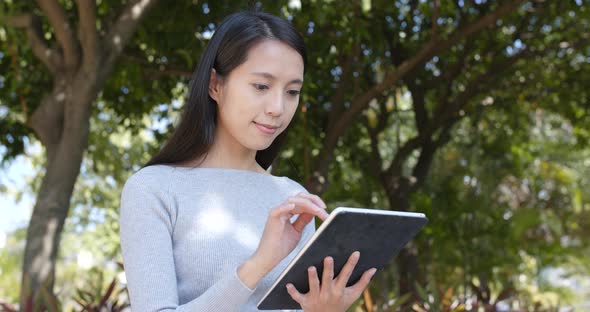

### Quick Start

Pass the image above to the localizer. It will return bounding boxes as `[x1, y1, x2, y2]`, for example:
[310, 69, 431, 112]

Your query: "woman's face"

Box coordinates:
[209, 39, 304, 152]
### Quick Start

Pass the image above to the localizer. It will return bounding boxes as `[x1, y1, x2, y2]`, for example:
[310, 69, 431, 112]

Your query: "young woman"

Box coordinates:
[119, 10, 377, 312]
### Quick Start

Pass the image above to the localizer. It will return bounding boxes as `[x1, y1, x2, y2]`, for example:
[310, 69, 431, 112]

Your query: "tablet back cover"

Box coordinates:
[257, 209, 428, 310]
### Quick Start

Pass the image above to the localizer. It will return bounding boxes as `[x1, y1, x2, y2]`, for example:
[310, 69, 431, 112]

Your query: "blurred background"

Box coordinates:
[1, 0, 589, 311]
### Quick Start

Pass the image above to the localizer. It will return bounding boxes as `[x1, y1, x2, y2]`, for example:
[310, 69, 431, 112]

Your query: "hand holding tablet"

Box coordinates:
[284, 250, 378, 312]
[257, 207, 428, 310]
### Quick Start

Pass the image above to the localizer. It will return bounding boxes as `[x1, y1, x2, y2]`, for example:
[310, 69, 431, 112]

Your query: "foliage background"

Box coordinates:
[1, 0, 589, 311]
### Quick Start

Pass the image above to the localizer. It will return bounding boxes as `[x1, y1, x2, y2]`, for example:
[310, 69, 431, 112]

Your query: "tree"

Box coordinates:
[295, 0, 527, 195]
[2, 0, 159, 305]
[282, 0, 584, 299]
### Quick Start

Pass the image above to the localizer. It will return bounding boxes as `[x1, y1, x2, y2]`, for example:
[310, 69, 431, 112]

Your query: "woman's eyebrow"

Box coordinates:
[250, 72, 303, 85]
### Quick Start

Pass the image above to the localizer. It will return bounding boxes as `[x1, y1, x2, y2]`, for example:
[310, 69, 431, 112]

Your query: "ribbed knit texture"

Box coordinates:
[119, 164, 315, 312]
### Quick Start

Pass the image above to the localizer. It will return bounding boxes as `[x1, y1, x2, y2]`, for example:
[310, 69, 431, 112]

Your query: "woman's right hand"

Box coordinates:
[251, 192, 329, 275]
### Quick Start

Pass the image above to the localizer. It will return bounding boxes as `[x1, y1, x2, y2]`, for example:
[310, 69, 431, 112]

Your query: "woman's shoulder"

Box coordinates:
[281, 176, 310, 195]
[129, 164, 174, 179]
[123, 164, 175, 191]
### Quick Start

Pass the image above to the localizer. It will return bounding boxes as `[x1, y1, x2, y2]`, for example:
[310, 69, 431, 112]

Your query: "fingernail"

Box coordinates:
[354, 251, 361, 258]
[370, 268, 377, 275]
[308, 266, 315, 272]
[286, 283, 292, 289]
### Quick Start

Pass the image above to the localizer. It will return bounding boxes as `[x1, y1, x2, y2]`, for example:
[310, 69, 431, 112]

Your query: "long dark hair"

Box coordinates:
[144, 10, 307, 170]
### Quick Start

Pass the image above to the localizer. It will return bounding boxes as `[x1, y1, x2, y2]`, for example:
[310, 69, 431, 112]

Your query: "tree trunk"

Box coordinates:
[8, 2, 160, 308]
[19, 75, 95, 309]
[382, 176, 424, 302]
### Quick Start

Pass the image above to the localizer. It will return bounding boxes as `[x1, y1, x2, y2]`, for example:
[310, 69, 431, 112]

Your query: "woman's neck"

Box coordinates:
[176, 123, 270, 175]
[176, 153, 269, 175]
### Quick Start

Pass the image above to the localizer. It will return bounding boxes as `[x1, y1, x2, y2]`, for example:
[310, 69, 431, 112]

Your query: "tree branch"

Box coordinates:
[102, 0, 160, 77]
[386, 42, 534, 179]
[4, 14, 60, 73]
[363, 118, 383, 179]
[431, 0, 439, 39]
[410, 119, 456, 192]
[346, 0, 526, 129]
[316, 0, 526, 181]
[75, 0, 98, 72]
[423, 38, 474, 90]
[325, 41, 361, 134]
[376, 93, 391, 133]
[37, 0, 79, 68]
[30, 81, 67, 150]
[9, 46, 31, 126]
[407, 81, 429, 134]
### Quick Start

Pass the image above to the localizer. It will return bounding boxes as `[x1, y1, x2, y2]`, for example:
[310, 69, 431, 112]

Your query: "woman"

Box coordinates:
[119, 10, 377, 312]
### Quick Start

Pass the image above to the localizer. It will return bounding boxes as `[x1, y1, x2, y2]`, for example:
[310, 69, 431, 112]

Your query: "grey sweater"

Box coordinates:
[119, 164, 315, 312]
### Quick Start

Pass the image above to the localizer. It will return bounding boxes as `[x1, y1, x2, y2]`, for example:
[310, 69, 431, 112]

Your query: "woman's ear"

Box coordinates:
[209, 68, 222, 103]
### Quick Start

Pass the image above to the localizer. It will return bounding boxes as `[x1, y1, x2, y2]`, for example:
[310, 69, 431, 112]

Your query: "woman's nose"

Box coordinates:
[265, 92, 285, 116]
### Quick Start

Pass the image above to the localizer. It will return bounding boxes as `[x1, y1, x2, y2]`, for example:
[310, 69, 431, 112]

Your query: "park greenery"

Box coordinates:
[1, 0, 589, 311]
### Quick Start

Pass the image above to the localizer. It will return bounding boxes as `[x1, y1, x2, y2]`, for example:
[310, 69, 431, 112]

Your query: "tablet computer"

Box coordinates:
[257, 207, 428, 310]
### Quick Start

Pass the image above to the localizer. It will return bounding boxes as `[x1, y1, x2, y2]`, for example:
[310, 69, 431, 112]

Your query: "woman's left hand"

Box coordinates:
[286, 251, 377, 312]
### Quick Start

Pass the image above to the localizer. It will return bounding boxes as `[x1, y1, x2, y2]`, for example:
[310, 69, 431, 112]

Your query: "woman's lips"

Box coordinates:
[254, 122, 278, 134]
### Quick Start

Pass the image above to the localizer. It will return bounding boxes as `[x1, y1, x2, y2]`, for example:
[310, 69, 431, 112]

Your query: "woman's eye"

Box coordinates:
[253, 84, 269, 91]
[287, 90, 300, 96]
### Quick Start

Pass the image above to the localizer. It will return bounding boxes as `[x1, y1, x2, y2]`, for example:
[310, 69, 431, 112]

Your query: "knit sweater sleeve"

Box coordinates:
[119, 172, 255, 312]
